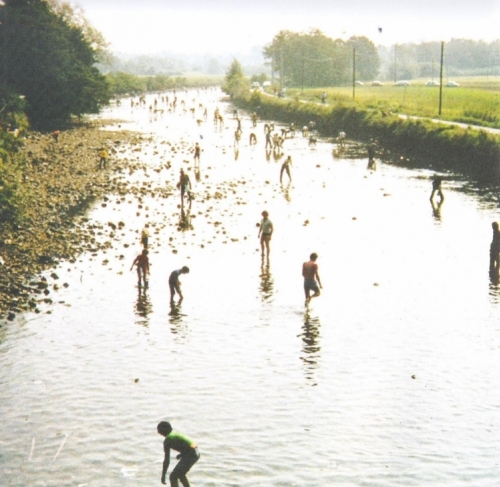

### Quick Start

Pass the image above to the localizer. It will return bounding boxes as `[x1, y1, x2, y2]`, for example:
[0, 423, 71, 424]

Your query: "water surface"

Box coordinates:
[1, 89, 499, 487]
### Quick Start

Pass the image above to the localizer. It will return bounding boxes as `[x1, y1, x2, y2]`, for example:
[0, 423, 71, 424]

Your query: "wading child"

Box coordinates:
[157, 421, 200, 487]
[258, 211, 273, 258]
[130, 248, 149, 288]
[302, 252, 322, 304]
[169, 266, 190, 303]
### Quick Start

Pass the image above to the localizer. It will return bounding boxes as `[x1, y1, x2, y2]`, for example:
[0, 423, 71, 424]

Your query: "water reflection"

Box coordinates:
[168, 302, 189, 339]
[273, 148, 284, 162]
[134, 287, 152, 326]
[300, 311, 321, 385]
[281, 181, 292, 202]
[488, 272, 500, 305]
[431, 198, 444, 222]
[178, 207, 193, 232]
[259, 257, 274, 301]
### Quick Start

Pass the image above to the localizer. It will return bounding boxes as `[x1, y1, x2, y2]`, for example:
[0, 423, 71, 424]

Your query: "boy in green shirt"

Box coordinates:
[157, 421, 200, 487]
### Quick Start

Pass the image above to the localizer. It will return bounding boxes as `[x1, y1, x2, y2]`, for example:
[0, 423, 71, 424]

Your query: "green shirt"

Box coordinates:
[163, 430, 196, 454]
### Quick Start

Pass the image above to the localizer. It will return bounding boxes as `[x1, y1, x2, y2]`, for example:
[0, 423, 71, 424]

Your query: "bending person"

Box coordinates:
[157, 421, 200, 487]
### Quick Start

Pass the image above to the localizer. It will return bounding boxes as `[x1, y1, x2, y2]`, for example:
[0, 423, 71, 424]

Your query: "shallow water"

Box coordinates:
[1, 89, 500, 487]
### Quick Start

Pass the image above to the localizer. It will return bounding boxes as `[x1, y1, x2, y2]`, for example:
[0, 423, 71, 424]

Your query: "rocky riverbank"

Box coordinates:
[0, 119, 144, 322]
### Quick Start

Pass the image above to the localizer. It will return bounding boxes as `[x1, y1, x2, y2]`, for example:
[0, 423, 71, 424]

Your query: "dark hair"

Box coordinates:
[310, 253, 318, 261]
[181, 266, 190, 273]
[262, 211, 269, 217]
[157, 421, 172, 436]
[493, 222, 499, 231]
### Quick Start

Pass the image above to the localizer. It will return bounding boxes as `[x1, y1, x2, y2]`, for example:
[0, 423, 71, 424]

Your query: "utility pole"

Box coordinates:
[394, 44, 397, 83]
[352, 48, 356, 100]
[280, 45, 284, 93]
[271, 52, 275, 87]
[439, 41, 444, 116]
[301, 52, 305, 94]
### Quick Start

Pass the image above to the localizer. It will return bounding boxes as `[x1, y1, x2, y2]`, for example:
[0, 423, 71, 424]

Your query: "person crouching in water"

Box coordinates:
[169, 266, 190, 303]
[130, 248, 149, 288]
[157, 421, 200, 487]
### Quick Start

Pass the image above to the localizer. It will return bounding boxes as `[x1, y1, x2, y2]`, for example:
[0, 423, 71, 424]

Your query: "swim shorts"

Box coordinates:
[304, 279, 319, 293]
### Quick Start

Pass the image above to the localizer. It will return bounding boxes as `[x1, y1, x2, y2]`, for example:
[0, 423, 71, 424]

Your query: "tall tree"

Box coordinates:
[263, 29, 371, 88]
[0, 0, 110, 129]
[222, 59, 249, 99]
[347, 36, 380, 81]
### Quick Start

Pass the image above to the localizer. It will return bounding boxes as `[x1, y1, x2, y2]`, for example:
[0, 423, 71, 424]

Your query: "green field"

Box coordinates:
[283, 77, 500, 129]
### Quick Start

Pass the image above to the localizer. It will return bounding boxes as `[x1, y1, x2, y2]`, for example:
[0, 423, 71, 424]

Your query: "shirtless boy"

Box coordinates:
[302, 253, 322, 303]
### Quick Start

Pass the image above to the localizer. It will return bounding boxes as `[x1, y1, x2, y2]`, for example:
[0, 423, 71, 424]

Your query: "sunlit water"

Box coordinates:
[1, 89, 500, 487]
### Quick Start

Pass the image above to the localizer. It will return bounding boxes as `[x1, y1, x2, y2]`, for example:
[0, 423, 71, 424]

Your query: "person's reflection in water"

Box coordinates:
[195, 168, 201, 183]
[178, 207, 193, 232]
[430, 198, 443, 222]
[259, 255, 274, 301]
[273, 149, 283, 162]
[234, 147, 239, 161]
[134, 286, 153, 326]
[265, 149, 272, 162]
[168, 301, 189, 340]
[300, 311, 321, 385]
[281, 181, 292, 202]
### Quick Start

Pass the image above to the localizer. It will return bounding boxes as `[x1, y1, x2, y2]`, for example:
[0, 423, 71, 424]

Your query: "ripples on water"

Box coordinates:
[1, 89, 500, 487]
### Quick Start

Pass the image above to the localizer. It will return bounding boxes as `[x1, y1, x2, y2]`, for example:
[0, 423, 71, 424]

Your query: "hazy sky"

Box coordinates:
[74, 0, 500, 55]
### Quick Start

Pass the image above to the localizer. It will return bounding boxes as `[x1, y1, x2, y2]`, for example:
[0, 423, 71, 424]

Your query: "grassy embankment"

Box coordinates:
[236, 84, 500, 181]
[290, 76, 500, 129]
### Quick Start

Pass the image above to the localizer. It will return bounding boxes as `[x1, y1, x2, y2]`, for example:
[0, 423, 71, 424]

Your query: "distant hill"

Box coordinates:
[98, 46, 269, 77]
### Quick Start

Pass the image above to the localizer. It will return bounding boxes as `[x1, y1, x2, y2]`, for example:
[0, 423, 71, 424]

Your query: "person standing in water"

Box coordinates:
[169, 266, 190, 303]
[302, 252, 322, 304]
[490, 221, 500, 275]
[367, 140, 377, 170]
[193, 142, 201, 165]
[280, 155, 292, 183]
[177, 169, 192, 208]
[430, 176, 444, 202]
[258, 211, 273, 258]
[157, 421, 200, 487]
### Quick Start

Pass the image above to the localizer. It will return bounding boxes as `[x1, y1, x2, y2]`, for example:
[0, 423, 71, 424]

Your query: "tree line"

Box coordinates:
[261, 30, 500, 88]
[0, 0, 110, 130]
[263, 29, 379, 87]
[379, 39, 500, 80]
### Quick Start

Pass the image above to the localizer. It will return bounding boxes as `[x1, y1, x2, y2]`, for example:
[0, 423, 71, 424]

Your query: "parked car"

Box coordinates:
[262, 81, 272, 87]
[394, 80, 411, 86]
[371, 80, 384, 86]
[446, 81, 460, 87]
[355, 80, 364, 86]
[426, 80, 439, 86]
[251, 81, 261, 89]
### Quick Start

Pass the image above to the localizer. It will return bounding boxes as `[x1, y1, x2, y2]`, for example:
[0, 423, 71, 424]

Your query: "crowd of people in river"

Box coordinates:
[122, 89, 500, 486]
